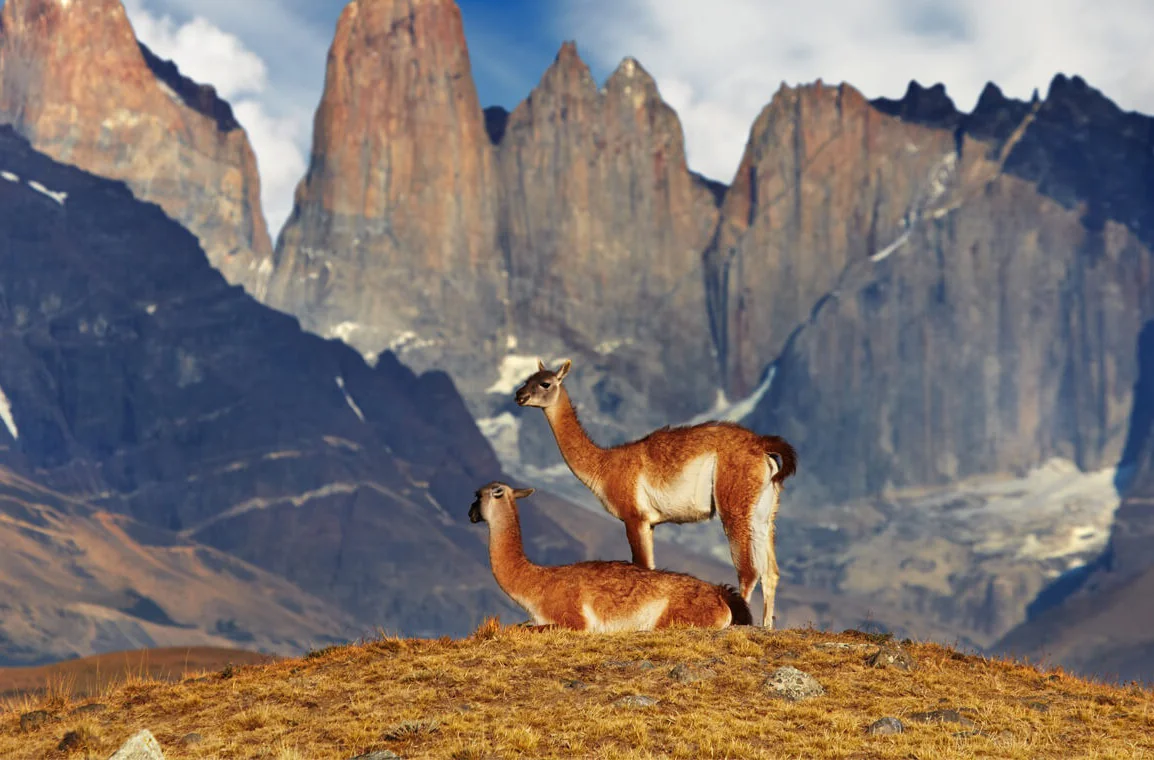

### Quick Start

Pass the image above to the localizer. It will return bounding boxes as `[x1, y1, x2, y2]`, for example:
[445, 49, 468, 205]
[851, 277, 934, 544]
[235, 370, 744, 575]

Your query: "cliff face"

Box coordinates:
[491, 47, 721, 436]
[0, 0, 272, 290]
[268, 2, 721, 449]
[745, 76, 1154, 504]
[264, 0, 502, 364]
[703, 81, 959, 397]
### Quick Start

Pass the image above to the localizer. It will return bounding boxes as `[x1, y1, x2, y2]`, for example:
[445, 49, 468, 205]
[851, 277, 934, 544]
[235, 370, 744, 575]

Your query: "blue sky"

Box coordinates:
[110, 0, 1154, 237]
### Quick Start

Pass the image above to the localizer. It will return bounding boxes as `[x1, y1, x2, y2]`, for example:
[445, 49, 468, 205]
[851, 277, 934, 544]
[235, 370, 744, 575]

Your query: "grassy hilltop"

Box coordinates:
[1, 621, 1152, 759]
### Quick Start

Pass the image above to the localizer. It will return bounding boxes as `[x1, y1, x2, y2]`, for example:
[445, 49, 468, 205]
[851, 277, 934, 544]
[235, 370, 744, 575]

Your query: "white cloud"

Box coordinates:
[560, 0, 1154, 184]
[122, 0, 310, 237]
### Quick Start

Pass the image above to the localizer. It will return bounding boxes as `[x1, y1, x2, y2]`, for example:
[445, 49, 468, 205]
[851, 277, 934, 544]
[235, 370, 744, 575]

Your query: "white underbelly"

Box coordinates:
[582, 599, 668, 633]
[636, 453, 717, 524]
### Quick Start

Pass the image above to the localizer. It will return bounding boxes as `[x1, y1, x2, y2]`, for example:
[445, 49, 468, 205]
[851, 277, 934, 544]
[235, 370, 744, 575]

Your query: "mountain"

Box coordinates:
[261, 0, 1154, 502]
[0, 122, 560, 648]
[746, 77, 1154, 504]
[250, 0, 1154, 666]
[4, 0, 1153, 679]
[0, 0, 272, 291]
[0, 125, 950, 663]
[266, 0, 722, 460]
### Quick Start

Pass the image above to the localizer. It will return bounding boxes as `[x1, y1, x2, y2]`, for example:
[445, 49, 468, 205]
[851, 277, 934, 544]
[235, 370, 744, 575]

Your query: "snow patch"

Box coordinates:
[1, 171, 18, 183]
[28, 180, 67, 205]
[685, 366, 776, 426]
[870, 229, 911, 263]
[334, 376, 365, 423]
[145, 304, 158, 315]
[595, 338, 633, 355]
[486, 354, 547, 395]
[328, 321, 361, 343]
[475, 412, 521, 465]
[0, 384, 18, 440]
[505, 335, 518, 350]
[388, 330, 437, 353]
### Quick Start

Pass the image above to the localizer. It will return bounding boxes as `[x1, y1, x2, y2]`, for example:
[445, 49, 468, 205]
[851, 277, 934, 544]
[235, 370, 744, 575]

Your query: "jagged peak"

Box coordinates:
[529, 40, 597, 97]
[604, 55, 660, 102]
[975, 81, 1008, 108]
[1043, 73, 1117, 112]
[870, 79, 961, 127]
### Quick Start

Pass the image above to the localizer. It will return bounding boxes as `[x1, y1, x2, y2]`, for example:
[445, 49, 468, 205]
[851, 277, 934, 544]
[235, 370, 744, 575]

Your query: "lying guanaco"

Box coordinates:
[469, 481, 752, 631]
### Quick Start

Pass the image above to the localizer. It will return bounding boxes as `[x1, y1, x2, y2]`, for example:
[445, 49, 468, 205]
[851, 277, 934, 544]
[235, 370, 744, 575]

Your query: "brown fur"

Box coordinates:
[469, 482, 750, 632]
[514, 359, 797, 627]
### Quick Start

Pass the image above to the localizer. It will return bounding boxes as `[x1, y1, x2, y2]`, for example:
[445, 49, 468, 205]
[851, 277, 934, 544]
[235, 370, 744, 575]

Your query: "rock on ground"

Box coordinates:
[108, 729, 165, 759]
[763, 666, 825, 701]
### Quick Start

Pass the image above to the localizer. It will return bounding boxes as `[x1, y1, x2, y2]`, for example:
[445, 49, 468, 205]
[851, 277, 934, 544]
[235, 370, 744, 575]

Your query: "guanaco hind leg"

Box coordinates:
[760, 482, 783, 628]
[715, 457, 777, 626]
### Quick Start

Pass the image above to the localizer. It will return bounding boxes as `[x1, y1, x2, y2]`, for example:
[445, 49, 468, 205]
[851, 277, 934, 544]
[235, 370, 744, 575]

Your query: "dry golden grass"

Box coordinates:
[0, 647, 278, 701]
[1, 621, 1151, 759]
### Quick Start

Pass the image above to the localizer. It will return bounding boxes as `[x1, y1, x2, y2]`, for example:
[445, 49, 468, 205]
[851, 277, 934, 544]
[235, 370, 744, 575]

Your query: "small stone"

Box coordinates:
[350, 752, 401, 760]
[19, 710, 54, 732]
[57, 730, 88, 751]
[613, 695, 657, 708]
[107, 729, 165, 759]
[866, 643, 916, 671]
[562, 679, 587, 690]
[69, 703, 107, 716]
[180, 732, 204, 745]
[866, 717, 904, 735]
[1024, 700, 1050, 712]
[668, 663, 717, 683]
[763, 666, 825, 702]
[908, 709, 976, 728]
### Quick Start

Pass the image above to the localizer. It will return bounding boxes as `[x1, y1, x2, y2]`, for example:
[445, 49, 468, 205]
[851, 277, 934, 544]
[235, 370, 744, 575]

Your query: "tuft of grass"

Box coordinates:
[1, 620, 1152, 759]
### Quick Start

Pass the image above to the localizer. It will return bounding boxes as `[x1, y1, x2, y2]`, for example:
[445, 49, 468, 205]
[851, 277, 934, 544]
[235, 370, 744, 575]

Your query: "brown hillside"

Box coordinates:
[0, 647, 275, 701]
[2, 622, 1152, 759]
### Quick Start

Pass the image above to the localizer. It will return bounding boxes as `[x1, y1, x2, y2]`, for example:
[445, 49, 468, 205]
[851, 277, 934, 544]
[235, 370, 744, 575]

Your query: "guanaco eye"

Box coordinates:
[540, 382, 552, 389]
[492, 488, 504, 497]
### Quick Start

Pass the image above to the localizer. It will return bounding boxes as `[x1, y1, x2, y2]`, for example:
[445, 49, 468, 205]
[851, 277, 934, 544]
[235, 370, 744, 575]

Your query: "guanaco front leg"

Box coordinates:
[624, 519, 655, 569]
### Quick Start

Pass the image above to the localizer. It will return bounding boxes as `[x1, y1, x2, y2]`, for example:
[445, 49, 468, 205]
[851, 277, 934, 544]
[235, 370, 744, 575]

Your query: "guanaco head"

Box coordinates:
[514, 359, 572, 408]
[469, 481, 536, 523]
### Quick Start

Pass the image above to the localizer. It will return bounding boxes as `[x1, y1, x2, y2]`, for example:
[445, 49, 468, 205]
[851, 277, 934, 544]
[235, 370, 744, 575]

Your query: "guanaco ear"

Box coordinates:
[555, 359, 572, 382]
[512, 487, 535, 499]
[536, 358, 546, 371]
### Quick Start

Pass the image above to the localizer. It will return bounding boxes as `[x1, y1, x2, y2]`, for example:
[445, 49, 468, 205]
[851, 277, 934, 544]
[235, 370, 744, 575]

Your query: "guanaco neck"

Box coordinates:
[485, 503, 543, 601]
[543, 387, 607, 487]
